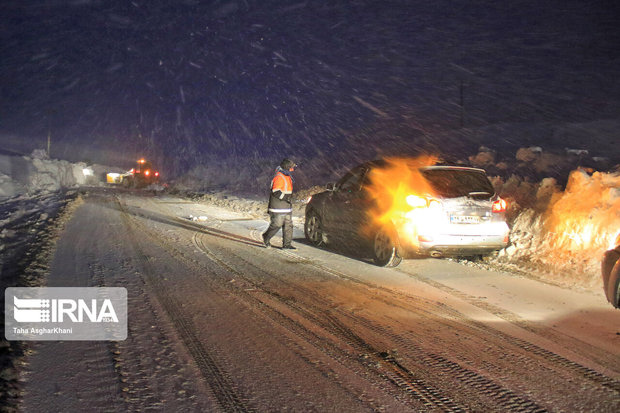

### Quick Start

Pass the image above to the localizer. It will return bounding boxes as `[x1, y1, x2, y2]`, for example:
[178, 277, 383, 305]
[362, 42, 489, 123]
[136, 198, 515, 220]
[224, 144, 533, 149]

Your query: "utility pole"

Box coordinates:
[459, 78, 464, 128]
[451, 63, 474, 129]
[46, 107, 56, 158]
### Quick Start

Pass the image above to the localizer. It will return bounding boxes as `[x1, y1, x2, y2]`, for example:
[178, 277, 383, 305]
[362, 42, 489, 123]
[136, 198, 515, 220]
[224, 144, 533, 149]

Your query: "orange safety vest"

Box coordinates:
[271, 171, 293, 194]
[268, 171, 293, 213]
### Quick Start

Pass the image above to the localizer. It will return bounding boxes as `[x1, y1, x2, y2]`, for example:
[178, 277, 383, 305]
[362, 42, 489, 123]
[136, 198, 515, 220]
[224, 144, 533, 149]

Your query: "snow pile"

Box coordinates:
[0, 151, 96, 199]
[0, 173, 26, 199]
[496, 169, 620, 288]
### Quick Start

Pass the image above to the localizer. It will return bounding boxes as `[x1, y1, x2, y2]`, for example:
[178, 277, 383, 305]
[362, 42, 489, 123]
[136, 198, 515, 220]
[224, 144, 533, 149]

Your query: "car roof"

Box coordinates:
[361, 160, 487, 174]
[421, 165, 487, 173]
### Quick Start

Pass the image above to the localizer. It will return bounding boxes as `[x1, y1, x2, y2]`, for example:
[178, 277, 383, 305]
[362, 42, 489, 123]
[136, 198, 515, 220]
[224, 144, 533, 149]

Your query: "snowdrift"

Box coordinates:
[497, 169, 620, 289]
[0, 150, 97, 199]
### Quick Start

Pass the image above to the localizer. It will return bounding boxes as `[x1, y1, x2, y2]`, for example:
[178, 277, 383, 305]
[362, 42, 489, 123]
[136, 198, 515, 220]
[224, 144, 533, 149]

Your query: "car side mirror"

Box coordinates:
[326, 182, 336, 191]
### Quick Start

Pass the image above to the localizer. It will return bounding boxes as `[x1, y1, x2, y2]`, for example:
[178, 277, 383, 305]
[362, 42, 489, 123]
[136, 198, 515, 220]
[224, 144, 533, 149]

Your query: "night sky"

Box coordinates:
[1, 0, 619, 174]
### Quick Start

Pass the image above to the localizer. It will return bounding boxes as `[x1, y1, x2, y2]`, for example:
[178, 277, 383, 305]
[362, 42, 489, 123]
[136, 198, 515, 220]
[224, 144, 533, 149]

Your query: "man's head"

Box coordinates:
[280, 158, 296, 171]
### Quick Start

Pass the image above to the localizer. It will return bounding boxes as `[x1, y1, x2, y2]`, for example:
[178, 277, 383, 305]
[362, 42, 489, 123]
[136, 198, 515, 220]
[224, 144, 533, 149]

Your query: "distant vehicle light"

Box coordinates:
[138, 159, 145, 164]
[129, 168, 135, 174]
[154, 171, 159, 177]
[144, 170, 150, 176]
[106, 173, 122, 183]
[406, 195, 427, 208]
[492, 198, 507, 213]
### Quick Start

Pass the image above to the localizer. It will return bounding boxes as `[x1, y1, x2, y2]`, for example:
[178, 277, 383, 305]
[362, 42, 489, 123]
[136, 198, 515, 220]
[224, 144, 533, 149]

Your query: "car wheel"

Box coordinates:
[609, 259, 620, 309]
[373, 226, 402, 267]
[304, 210, 324, 247]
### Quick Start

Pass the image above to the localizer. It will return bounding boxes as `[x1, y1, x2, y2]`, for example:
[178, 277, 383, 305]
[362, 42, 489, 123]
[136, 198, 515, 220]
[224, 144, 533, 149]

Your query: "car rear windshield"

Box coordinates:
[421, 169, 495, 199]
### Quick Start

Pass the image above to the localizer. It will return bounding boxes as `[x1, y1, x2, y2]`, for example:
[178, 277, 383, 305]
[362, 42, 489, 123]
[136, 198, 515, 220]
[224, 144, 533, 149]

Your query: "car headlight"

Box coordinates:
[406, 195, 427, 208]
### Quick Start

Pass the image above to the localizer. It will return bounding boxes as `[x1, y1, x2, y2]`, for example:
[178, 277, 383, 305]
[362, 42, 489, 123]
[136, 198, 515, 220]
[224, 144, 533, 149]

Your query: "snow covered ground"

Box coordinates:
[11, 190, 620, 411]
[0, 148, 617, 410]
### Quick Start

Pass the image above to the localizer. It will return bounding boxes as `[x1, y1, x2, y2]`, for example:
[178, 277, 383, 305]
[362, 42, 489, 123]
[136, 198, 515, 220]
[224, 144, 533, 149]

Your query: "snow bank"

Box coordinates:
[0, 173, 26, 199]
[0, 151, 96, 199]
[495, 169, 620, 289]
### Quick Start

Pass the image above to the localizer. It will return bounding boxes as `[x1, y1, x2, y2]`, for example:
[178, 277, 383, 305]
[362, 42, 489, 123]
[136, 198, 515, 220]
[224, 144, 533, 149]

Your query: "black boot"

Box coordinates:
[262, 234, 271, 248]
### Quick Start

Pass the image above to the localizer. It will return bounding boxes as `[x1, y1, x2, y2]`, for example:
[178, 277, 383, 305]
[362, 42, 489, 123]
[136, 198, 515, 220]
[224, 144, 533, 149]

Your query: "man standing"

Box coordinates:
[263, 158, 296, 249]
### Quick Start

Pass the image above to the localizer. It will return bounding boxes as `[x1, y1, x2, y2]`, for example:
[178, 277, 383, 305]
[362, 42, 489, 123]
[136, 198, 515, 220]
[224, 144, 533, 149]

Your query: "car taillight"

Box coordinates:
[492, 198, 507, 213]
[155, 171, 159, 177]
[130, 168, 135, 174]
[145, 170, 150, 176]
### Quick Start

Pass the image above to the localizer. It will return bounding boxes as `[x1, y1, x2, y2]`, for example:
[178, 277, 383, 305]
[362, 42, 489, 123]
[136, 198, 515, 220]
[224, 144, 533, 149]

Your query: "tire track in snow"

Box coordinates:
[275, 245, 620, 404]
[135, 196, 617, 410]
[248, 223, 620, 397]
[130, 198, 413, 411]
[192, 232, 508, 411]
[148, 205, 545, 411]
[194, 232, 553, 412]
[190, 232, 427, 412]
[134, 197, 428, 411]
[117, 197, 252, 413]
[393, 268, 620, 394]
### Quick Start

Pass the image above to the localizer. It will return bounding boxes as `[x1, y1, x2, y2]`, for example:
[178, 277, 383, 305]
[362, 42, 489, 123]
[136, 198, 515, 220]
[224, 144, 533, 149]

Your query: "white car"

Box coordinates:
[305, 160, 510, 267]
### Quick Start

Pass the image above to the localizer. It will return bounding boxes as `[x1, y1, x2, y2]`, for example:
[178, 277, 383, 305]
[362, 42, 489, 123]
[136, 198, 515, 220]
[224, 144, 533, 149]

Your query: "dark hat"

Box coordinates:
[280, 158, 296, 169]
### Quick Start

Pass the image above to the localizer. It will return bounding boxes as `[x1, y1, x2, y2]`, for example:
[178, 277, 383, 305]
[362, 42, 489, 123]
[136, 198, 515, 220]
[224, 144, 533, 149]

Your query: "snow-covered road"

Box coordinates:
[20, 189, 620, 412]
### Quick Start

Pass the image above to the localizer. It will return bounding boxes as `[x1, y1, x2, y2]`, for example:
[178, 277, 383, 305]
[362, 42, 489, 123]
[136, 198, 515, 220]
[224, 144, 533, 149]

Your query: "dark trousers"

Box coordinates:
[263, 212, 293, 246]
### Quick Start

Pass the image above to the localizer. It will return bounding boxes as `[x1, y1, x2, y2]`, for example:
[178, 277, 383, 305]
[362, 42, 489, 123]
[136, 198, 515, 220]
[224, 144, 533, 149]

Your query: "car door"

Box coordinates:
[322, 166, 372, 242]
